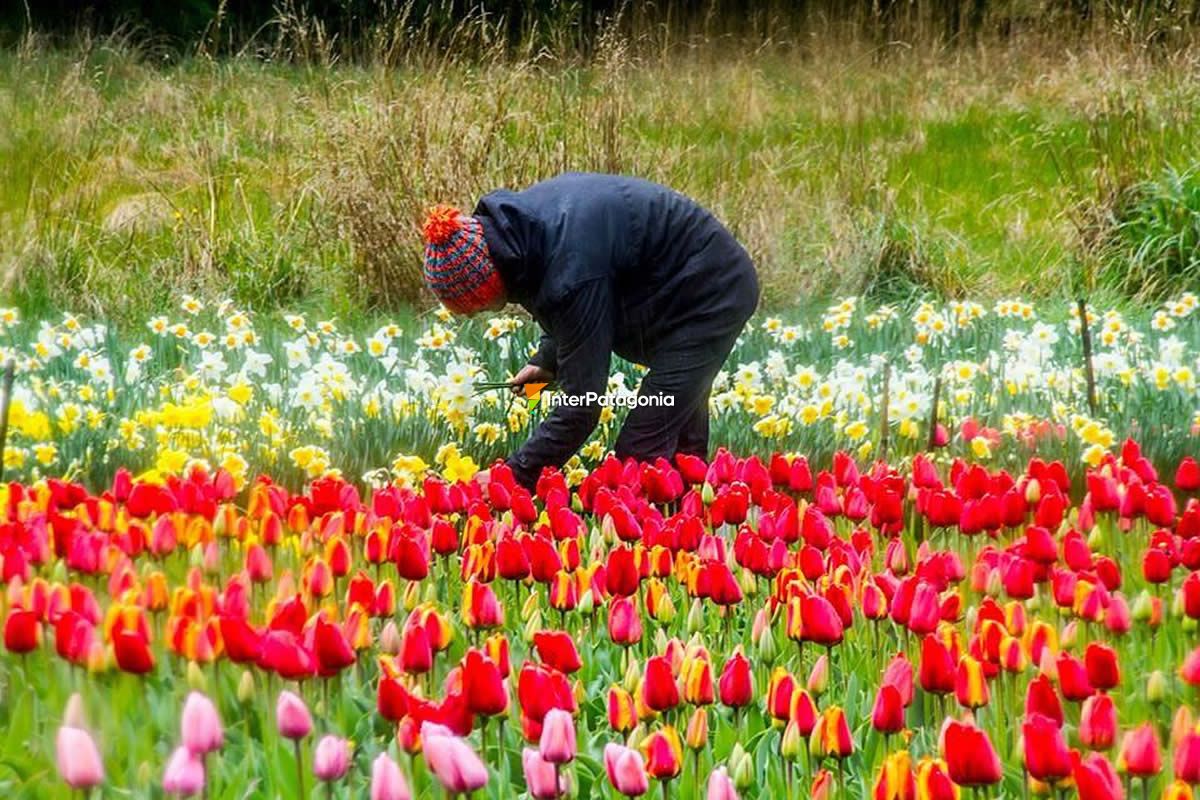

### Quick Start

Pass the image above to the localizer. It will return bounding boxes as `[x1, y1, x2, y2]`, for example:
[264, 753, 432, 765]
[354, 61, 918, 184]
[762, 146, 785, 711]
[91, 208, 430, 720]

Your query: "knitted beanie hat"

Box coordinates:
[421, 204, 505, 314]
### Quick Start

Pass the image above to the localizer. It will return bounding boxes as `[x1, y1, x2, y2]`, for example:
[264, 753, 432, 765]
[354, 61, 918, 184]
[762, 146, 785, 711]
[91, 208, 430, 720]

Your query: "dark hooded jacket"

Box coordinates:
[473, 172, 758, 487]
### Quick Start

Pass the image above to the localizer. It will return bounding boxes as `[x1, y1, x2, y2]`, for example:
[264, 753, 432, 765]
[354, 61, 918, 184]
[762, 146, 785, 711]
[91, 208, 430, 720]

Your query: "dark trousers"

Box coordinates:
[614, 262, 758, 462]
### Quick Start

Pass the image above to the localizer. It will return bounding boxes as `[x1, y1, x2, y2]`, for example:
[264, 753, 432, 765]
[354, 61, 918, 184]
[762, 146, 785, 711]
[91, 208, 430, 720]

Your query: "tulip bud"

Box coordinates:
[731, 744, 755, 790]
[63, 693, 86, 730]
[687, 599, 704, 635]
[1172, 707, 1195, 746]
[781, 719, 804, 759]
[701, 482, 715, 505]
[403, 580, 421, 611]
[1147, 670, 1167, 704]
[1086, 526, 1105, 551]
[237, 670, 255, 704]
[522, 591, 540, 621]
[1132, 590, 1155, 622]
[601, 514, 617, 544]
[186, 661, 207, 691]
[751, 608, 770, 644]
[577, 589, 595, 615]
[623, 657, 642, 693]
[523, 612, 542, 644]
[807, 655, 829, 697]
[570, 493, 583, 513]
[757, 620, 779, 665]
[985, 568, 1003, 598]
[189, 542, 205, 569]
[654, 628, 670, 654]
[1060, 621, 1078, 649]
[52, 559, 68, 584]
[380, 620, 402, 655]
[654, 593, 677, 624]
[738, 567, 757, 597]
[1024, 479, 1041, 505]
[685, 708, 708, 751]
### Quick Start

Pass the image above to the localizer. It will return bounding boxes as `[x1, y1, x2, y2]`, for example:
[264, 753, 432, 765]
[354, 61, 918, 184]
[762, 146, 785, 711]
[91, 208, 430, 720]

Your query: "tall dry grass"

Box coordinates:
[4, 10, 1200, 321]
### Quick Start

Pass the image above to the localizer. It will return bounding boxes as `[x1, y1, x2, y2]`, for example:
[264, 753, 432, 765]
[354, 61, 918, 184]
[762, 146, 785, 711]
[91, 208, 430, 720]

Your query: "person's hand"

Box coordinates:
[509, 363, 554, 394]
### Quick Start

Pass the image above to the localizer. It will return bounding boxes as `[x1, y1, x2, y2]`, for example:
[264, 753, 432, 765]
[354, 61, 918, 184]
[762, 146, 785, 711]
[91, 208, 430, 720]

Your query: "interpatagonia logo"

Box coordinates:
[523, 382, 550, 410]
[525, 386, 675, 412]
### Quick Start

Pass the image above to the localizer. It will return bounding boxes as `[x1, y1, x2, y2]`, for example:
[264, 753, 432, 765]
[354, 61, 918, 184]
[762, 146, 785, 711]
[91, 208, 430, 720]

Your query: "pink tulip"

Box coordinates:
[707, 766, 740, 800]
[276, 690, 313, 740]
[162, 746, 205, 797]
[539, 708, 577, 764]
[314, 736, 351, 782]
[370, 752, 412, 800]
[181, 692, 223, 755]
[604, 743, 648, 797]
[523, 747, 566, 799]
[421, 722, 488, 793]
[55, 726, 104, 790]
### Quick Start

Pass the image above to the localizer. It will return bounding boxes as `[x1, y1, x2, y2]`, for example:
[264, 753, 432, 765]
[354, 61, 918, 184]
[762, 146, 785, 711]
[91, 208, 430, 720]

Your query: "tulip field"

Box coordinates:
[2, 293, 1200, 799]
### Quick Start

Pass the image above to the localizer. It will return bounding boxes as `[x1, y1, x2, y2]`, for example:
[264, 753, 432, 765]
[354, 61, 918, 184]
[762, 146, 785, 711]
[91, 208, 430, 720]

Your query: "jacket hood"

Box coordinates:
[473, 190, 546, 306]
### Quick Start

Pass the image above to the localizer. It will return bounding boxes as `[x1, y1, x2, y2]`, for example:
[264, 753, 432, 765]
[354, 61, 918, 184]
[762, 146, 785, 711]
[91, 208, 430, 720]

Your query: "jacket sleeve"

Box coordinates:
[508, 278, 613, 488]
[528, 332, 558, 374]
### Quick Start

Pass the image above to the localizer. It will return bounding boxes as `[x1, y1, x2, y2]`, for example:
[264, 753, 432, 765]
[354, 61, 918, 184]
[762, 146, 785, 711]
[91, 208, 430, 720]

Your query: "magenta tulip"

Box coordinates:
[276, 690, 313, 740]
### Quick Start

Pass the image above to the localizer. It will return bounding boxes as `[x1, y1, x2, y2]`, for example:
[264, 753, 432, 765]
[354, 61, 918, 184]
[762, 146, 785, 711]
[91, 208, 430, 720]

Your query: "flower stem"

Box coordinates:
[294, 738, 305, 799]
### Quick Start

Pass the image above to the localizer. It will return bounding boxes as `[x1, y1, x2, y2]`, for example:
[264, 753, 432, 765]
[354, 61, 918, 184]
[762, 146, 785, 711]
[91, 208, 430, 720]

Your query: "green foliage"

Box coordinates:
[1101, 166, 1200, 301]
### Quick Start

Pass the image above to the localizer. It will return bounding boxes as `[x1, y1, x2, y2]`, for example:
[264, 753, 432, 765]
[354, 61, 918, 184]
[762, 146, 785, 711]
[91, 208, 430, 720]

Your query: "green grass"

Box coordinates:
[3, 33, 1200, 324]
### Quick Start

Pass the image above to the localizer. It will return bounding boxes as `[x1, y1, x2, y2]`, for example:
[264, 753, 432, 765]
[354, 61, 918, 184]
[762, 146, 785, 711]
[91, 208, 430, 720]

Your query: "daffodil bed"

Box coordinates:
[2, 293, 1199, 492]
[1, 295, 1199, 800]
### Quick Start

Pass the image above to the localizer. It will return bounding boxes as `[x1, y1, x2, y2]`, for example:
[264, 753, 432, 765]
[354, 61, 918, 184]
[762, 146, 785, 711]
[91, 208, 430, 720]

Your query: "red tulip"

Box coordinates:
[1079, 693, 1117, 751]
[1073, 752, 1122, 800]
[258, 629, 316, 679]
[954, 656, 988, 709]
[113, 628, 155, 674]
[643, 654, 681, 713]
[1118, 723, 1162, 778]
[1023, 713, 1072, 785]
[809, 706, 854, 760]
[871, 685, 905, 735]
[643, 727, 683, 780]
[941, 720, 1002, 787]
[718, 648, 753, 709]
[313, 616, 356, 676]
[400, 624, 433, 675]
[462, 648, 509, 717]
[1084, 642, 1120, 691]
[1177, 456, 1200, 492]
[462, 581, 504, 630]
[1056, 652, 1094, 701]
[919, 635, 956, 695]
[532, 631, 582, 674]
[608, 597, 643, 646]
[1175, 731, 1200, 784]
[4, 608, 41, 653]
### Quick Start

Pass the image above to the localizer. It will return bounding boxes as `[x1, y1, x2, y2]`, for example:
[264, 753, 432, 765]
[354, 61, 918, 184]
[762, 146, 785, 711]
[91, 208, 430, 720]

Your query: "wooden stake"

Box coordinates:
[926, 374, 942, 450]
[1077, 298, 1098, 416]
[879, 358, 892, 461]
[0, 360, 15, 484]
